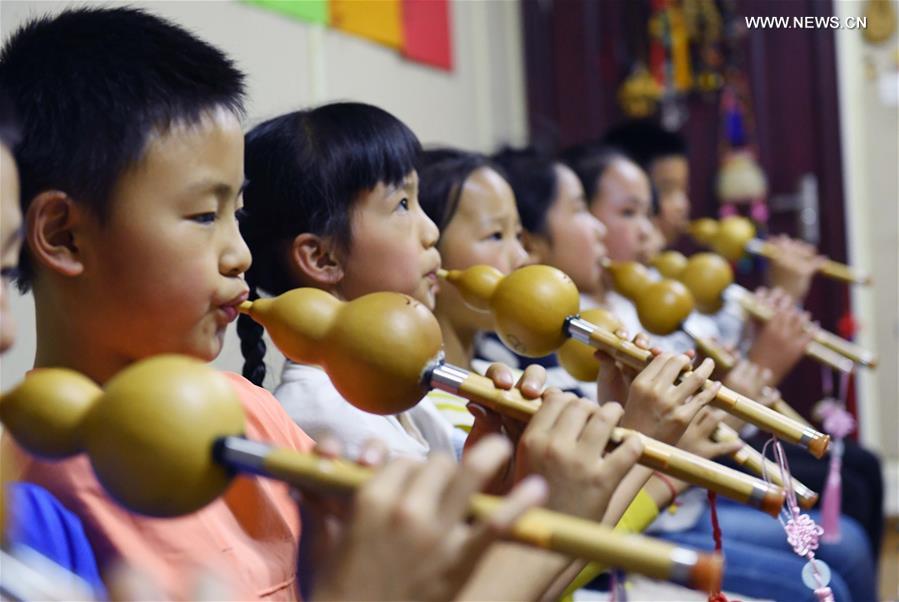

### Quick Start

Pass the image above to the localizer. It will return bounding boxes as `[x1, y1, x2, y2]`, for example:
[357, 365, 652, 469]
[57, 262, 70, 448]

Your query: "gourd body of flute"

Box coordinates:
[603, 261, 696, 336]
[241, 289, 442, 414]
[1, 356, 241, 516]
[444, 264, 580, 357]
[557, 308, 624, 381]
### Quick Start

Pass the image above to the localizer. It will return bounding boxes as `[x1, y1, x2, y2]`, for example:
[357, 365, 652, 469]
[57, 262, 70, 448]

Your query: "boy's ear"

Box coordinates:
[26, 191, 85, 277]
[521, 231, 550, 264]
[288, 232, 344, 287]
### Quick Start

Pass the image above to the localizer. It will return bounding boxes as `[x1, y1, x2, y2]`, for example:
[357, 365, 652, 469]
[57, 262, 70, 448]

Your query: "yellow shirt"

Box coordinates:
[560, 488, 660, 600]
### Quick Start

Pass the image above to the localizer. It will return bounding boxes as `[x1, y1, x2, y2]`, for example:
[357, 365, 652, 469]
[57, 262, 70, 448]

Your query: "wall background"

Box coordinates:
[834, 0, 899, 514]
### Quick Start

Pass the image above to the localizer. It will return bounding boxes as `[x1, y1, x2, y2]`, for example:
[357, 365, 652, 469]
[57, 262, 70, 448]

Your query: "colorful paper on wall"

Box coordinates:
[244, 0, 329, 24]
[401, 0, 452, 70]
[330, 0, 404, 49]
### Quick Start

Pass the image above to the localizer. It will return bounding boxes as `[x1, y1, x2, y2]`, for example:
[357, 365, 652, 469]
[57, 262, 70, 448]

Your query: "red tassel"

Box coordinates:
[707, 491, 738, 602]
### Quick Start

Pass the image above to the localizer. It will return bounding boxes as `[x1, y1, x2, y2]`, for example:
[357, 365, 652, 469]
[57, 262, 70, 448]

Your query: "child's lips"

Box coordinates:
[218, 305, 240, 323]
[217, 289, 249, 324]
[424, 271, 440, 292]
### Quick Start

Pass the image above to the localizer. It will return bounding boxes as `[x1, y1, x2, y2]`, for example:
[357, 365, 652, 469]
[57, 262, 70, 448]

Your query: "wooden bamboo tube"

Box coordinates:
[714, 424, 818, 509]
[440, 265, 830, 459]
[771, 397, 814, 429]
[238, 289, 784, 512]
[251, 441, 722, 588]
[554, 309, 816, 509]
[653, 251, 874, 371]
[439, 371, 785, 516]
[0, 358, 722, 592]
[729, 285, 875, 370]
[688, 217, 871, 286]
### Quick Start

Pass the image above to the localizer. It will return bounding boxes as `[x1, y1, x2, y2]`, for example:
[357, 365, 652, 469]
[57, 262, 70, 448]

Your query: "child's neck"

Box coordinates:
[435, 310, 476, 368]
[33, 291, 133, 385]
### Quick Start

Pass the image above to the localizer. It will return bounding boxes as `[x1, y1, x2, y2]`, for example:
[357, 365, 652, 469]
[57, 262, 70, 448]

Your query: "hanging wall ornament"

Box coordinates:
[648, 0, 670, 87]
[684, 0, 724, 93]
[716, 87, 767, 219]
[618, 64, 664, 118]
[669, 2, 693, 92]
[650, 0, 689, 129]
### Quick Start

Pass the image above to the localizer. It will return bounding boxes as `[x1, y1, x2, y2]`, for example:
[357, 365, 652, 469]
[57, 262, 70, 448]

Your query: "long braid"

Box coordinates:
[238, 269, 267, 386]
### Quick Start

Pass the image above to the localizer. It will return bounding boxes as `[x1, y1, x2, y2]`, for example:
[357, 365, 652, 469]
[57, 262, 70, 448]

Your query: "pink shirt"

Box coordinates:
[10, 372, 314, 600]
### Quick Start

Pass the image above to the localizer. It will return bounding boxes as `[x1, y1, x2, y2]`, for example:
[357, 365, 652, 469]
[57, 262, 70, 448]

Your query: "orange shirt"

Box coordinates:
[11, 372, 314, 600]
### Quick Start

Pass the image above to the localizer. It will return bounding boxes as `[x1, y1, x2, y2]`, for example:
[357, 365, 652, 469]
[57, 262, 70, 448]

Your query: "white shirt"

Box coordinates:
[274, 360, 456, 461]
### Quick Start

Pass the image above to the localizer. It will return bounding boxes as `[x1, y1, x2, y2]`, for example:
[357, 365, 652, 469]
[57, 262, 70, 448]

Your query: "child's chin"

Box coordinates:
[411, 287, 437, 312]
[188, 334, 225, 362]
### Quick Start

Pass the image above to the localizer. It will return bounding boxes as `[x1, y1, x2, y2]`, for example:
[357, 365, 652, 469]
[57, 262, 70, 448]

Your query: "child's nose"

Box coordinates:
[419, 208, 439, 249]
[512, 241, 530, 270]
[222, 223, 252, 277]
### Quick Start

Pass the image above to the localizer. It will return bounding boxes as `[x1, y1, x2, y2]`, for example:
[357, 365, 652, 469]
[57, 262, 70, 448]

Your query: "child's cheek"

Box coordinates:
[0, 291, 13, 354]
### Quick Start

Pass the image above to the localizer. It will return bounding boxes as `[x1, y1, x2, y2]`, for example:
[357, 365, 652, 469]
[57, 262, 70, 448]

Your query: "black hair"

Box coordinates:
[0, 91, 20, 150]
[0, 7, 246, 292]
[418, 148, 496, 233]
[237, 102, 421, 385]
[559, 144, 631, 203]
[561, 143, 661, 214]
[491, 146, 558, 235]
[416, 147, 472, 172]
[601, 119, 687, 170]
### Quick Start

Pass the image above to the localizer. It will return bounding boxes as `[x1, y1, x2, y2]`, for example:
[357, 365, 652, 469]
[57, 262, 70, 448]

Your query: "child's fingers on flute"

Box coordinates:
[672, 357, 715, 400]
[577, 401, 625, 460]
[515, 363, 548, 399]
[678, 379, 721, 421]
[654, 353, 695, 396]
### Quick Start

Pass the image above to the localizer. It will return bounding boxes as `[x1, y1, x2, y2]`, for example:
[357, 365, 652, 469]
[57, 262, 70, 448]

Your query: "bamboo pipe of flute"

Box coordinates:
[437, 265, 831, 458]
[746, 239, 872, 286]
[648, 251, 863, 372]
[713, 424, 818, 509]
[770, 396, 814, 429]
[428, 366, 785, 516]
[564, 317, 830, 459]
[221, 436, 722, 592]
[724, 285, 877, 370]
[690, 217, 871, 286]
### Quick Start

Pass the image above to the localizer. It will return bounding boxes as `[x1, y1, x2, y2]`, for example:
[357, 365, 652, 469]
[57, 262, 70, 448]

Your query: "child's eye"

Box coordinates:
[189, 212, 217, 224]
[396, 198, 410, 212]
[1, 266, 20, 282]
[487, 231, 503, 241]
[235, 207, 248, 222]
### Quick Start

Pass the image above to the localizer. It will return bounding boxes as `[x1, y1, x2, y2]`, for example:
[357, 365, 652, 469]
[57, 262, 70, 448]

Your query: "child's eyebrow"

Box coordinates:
[188, 178, 247, 202]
